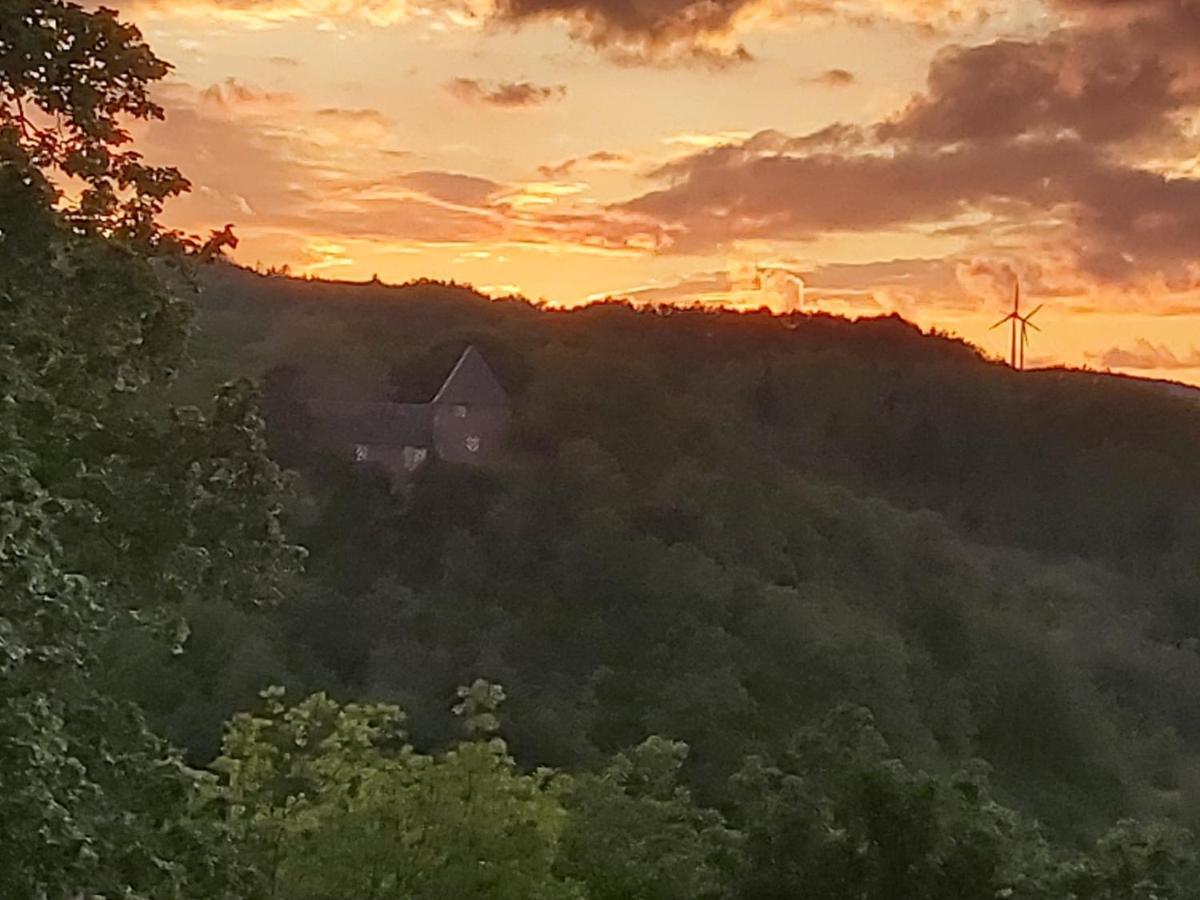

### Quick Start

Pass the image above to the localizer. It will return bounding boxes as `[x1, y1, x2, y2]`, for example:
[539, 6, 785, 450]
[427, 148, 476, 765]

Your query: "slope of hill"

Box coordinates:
[1105, 372, 1200, 405]
[116, 264, 1200, 838]
[186, 265, 1200, 570]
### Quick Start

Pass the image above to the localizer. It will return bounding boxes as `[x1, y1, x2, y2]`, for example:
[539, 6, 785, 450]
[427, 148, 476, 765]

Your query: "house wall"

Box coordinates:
[352, 443, 428, 477]
[432, 403, 510, 464]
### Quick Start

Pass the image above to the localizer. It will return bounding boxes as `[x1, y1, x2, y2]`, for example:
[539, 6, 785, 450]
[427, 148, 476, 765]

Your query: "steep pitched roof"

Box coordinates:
[432, 345, 509, 406]
[310, 401, 433, 446]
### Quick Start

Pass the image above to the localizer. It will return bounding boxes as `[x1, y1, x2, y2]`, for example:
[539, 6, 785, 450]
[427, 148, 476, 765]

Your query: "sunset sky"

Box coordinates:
[114, 0, 1200, 383]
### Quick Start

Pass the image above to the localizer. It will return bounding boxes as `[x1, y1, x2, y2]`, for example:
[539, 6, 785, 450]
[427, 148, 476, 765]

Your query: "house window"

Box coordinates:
[453, 404, 468, 418]
[465, 436, 481, 453]
[353, 444, 369, 462]
[402, 446, 428, 471]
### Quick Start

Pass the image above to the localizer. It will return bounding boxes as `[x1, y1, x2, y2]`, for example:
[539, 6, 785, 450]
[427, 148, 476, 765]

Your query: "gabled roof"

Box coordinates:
[432, 345, 509, 407]
[310, 401, 433, 446]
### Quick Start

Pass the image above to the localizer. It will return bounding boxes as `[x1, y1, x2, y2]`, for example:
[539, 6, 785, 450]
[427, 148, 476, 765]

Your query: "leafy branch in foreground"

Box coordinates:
[0, 3, 299, 896]
[0, 0, 188, 240]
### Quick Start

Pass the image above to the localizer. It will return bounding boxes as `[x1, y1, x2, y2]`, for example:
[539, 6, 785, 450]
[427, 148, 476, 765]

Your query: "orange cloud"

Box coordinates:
[122, 0, 464, 27]
[809, 67, 856, 87]
[608, 0, 1200, 300]
[444, 78, 566, 107]
[118, 0, 1006, 65]
[597, 255, 975, 316]
[538, 150, 631, 178]
[139, 78, 670, 278]
[1087, 339, 1200, 371]
[199, 77, 294, 108]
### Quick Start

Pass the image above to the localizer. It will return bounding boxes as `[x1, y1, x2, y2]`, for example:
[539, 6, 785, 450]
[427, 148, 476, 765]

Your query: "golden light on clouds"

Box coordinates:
[106, 0, 1200, 384]
[128, 0, 490, 27]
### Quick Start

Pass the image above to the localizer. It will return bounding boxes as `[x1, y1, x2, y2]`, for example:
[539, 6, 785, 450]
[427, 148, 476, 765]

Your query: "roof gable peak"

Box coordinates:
[432, 344, 509, 406]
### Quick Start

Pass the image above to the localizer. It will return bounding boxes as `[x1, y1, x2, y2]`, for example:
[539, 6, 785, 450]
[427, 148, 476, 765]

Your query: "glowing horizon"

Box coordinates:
[110, 0, 1200, 385]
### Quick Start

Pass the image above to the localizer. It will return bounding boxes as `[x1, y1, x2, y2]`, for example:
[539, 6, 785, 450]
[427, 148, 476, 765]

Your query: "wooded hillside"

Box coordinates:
[114, 264, 1200, 839]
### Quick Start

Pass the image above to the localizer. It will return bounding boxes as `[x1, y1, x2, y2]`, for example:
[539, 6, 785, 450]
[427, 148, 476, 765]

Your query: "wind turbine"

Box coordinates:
[989, 281, 1043, 370]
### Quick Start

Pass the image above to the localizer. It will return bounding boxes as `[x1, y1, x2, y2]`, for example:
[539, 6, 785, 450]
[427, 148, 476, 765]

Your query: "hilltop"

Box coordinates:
[1096, 372, 1200, 405]
[187, 266, 1200, 568]
[113, 263, 1200, 838]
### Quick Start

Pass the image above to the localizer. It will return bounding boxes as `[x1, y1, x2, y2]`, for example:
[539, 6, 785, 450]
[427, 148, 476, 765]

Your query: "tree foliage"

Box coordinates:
[556, 736, 740, 900]
[197, 691, 1200, 899]
[0, 2, 295, 895]
[0, 0, 188, 236]
[172, 268, 1200, 837]
[205, 684, 582, 900]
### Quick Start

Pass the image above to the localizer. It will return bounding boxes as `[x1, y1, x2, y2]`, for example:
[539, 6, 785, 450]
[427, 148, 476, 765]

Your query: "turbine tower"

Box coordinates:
[990, 281, 1043, 370]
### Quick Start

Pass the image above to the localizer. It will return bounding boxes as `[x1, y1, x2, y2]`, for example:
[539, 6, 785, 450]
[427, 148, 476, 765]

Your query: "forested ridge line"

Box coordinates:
[117, 260, 1200, 838]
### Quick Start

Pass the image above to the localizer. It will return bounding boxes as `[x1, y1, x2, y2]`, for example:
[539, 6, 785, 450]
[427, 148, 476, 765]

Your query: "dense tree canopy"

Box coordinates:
[150, 264, 1200, 840]
[1, 3, 294, 895]
[193, 688, 1200, 900]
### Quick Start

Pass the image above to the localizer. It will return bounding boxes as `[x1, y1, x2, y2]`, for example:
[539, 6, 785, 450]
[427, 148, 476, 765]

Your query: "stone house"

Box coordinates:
[313, 345, 510, 476]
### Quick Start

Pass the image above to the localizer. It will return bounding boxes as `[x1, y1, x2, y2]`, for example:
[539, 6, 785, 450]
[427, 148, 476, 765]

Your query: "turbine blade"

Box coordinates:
[989, 315, 1011, 330]
[1025, 303, 1044, 321]
[1025, 320, 1041, 332]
